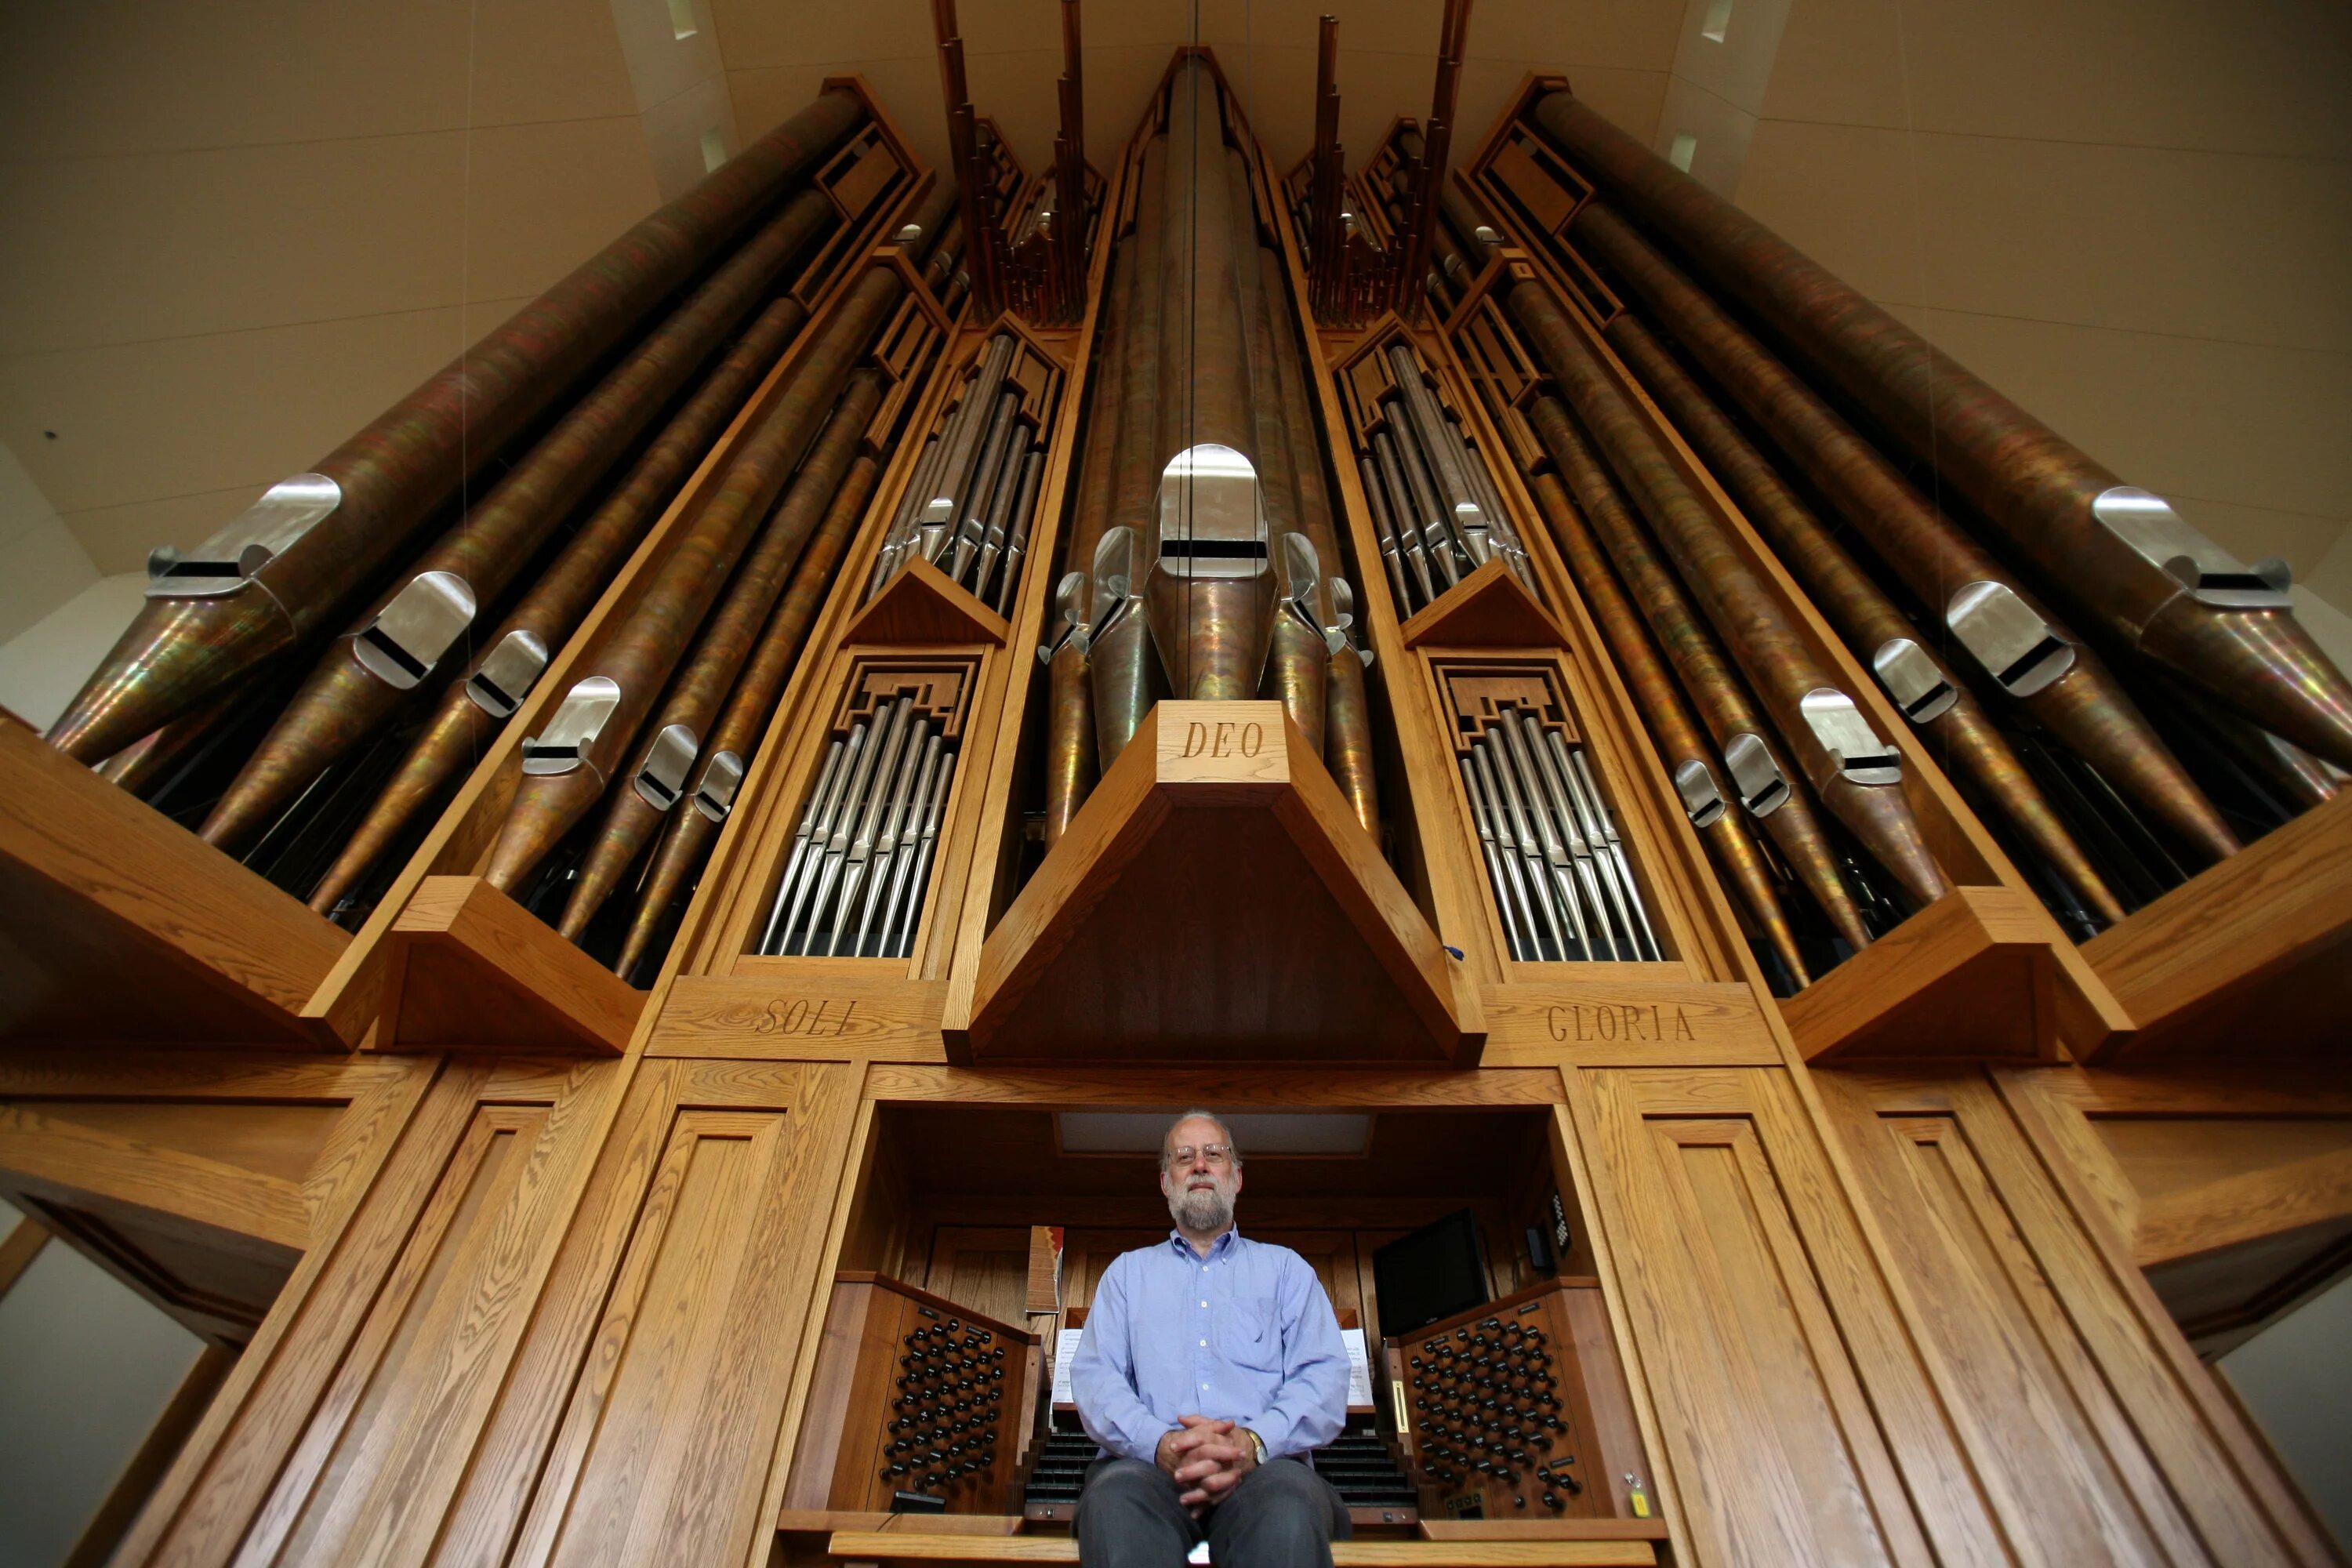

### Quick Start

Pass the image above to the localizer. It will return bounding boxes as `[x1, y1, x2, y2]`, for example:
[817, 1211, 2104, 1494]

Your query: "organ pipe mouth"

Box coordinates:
[1799, 688, 1903, 786]
[147, 472, 341, 601]
[467, 630, 550, 718]
[2092, 486, 2292, 613]
[1947, 580, 2076, 698]
[353, 571, 477, 691]
[1871, 638, 1958, 725]
[1671, 759, 1728, 829]
[522, 676, 622, 776]
[1722, 732, 1791, 816]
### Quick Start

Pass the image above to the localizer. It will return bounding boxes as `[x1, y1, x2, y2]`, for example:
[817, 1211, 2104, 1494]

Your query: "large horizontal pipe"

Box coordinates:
[1523, 469, 1807, 983]
[1602, 310, 2126, 926]
[304, 293, 815, 916]
[556, 370, 884, 941]
[1570, 201, 2238, 866]
[1534, 90, 2352, 774]
[48, 89, 870, 765]
[201, 191, 837, 851]
[1508, 282, 1953, 912]
[485, 205, 954, 897]
[614, 446, 881, 982]
[1530, 395, 1871, 951]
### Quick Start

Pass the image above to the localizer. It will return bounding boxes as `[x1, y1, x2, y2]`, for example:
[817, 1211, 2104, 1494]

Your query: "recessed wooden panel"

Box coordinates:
[925, 1225, 1035, 1331]
[506, 1060, 865, 1568]
[1581, 1068, 1997, 1567]
[104, 1058, 619, 1568]
[260, 1103, 551, 1566]
[1818, 1071, 2339, 1568]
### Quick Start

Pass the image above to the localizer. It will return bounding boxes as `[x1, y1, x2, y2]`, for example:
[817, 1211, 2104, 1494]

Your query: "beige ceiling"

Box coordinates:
[0, 0, 2346, 659]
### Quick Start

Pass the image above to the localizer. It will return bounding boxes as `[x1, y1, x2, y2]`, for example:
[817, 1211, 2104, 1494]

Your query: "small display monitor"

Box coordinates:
[1371, 1208, 1490, 1341]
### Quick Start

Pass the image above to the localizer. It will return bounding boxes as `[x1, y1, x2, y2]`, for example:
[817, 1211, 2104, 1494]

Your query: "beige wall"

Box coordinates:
[0, 0, 663, 579]
[716, 0, 1682, 211]
[1, 0, 2347, 667]
[1730, 0, 2352, 644]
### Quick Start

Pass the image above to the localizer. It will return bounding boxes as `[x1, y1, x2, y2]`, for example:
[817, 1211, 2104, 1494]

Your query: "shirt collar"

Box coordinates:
[1168, 1225, 1242, 1261]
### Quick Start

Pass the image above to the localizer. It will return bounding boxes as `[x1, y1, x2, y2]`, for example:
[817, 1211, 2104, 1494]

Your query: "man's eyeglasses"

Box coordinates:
[1167, 1144, 1234, 1169]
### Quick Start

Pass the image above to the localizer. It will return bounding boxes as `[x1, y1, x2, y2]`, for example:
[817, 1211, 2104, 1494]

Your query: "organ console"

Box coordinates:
[782, 1273, 1041, 1515]
[1385, 1280, 1650, 1522]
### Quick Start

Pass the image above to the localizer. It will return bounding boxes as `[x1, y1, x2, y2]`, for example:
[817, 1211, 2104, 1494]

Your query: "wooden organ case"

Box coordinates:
[786, 1274, 1040, 1515]
[1389, 1283, 1647, 1523]
[0, 34, 2347, 1568]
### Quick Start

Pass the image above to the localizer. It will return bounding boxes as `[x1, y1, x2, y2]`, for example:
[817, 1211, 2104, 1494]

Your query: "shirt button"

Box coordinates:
[1199, 1338, 1207, 1346]
[1200, 1301, 1208, 1308]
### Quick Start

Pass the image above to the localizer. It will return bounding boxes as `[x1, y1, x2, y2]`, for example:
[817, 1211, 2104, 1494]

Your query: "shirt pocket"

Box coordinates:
[1214, 1296, 1283, 1372]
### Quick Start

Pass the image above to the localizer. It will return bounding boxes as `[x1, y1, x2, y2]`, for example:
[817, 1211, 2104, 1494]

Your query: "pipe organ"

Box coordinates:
[2, 27, 2349, 1568]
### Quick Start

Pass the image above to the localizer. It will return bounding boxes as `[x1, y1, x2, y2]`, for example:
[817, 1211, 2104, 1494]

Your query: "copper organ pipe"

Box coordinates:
[305, 292, 817, 916]
[484, 209, 956, 897]
[1396, 0, 1470, 318]
[1600, 311, 2128, 927]
[613, 449, 882, 982]
[1528, 396, 1873, 950]
[554, 371, 886, 941]
[49, 89, 870, 765]
[1569, 200, 2238, 867]
[1534, 92, 2352, 777]
[1510, 282, 1953, 912]
[1044, 61, 1377, 848]
[1523, 470, 1809, 983]
[199, 190, 838, 851]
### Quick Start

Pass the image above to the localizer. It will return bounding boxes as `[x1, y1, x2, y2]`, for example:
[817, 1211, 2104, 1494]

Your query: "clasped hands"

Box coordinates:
[1154, 1414, 1259, 1515]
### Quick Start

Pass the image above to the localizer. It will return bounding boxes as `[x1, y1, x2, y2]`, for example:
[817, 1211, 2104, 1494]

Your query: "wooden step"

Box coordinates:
[824, 1529, 1657, 1566]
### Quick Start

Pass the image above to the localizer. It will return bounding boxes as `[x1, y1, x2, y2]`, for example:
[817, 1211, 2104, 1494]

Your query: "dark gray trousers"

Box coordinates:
[1076, 1456, 1352, 1568]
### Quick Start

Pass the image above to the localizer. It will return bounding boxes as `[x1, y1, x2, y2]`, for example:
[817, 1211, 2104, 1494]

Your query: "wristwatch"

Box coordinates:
[1244, 1428, 1266, 1464]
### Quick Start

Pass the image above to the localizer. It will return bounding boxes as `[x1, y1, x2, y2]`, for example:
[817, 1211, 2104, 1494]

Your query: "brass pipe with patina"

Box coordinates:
[1534, 91, 2352, 775]
[49, 89, 870, 765]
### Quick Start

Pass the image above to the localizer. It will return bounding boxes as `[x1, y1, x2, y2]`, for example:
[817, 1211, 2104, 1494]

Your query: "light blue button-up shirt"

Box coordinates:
[1071, 1228, 1348, 1465]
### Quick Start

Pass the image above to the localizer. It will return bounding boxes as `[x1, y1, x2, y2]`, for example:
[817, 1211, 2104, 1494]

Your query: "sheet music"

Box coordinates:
[1342, 1327, 1374, 1406]
[1051, 1325, 1085, 1404]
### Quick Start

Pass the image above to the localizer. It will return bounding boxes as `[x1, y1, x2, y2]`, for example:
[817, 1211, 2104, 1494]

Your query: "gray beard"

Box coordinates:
[1171, 1185, 1234, 1235]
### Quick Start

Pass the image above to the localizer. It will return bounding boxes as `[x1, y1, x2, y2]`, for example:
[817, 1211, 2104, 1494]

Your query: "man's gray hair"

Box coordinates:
[1160, 1109, 1241, 1167]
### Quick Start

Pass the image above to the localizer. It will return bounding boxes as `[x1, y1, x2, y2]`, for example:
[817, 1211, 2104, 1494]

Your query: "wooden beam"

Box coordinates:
[0, 1105, 308, 1250]
[0, 1211, 49, 1300]
[2085, 789, 2352, 1063]
[376, 876, 641, 1054]
[0, 716, 346, 1047]
[2135, 1145, 2352, 1269]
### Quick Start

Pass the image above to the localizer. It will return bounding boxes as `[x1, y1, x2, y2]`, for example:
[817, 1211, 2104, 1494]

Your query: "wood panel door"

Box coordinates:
[1817, 1069, 2340, 1568]
[1578, 1067, 2002, 1568]
[107, 1055, 625, 1568]
[499, 1058, 865, 1568]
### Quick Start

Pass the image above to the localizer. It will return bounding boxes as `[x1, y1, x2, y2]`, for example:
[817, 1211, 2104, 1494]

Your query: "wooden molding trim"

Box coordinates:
[0, 716, 346, 1047]
[842, 556, 1011, 648]
[1399, 557, 1572, 650]
[2083, 789, 2352, 1064]
[1784, 885, 2109, 1064]
[961, 701, 1479, 1065]
[376, 877, 640, 1055]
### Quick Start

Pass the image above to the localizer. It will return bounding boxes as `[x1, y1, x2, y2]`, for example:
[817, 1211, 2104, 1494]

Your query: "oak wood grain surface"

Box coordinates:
[377, 876, 641, 1054]
[0, 714, 345, 1046]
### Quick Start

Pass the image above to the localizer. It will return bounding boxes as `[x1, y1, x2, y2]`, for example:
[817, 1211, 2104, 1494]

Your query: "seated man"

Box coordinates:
[1071, 1111, 1352, 1568]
